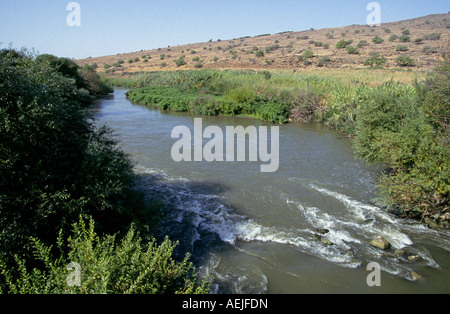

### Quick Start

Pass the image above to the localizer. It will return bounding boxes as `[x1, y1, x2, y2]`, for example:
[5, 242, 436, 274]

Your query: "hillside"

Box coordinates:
[77, 12, 450, 73]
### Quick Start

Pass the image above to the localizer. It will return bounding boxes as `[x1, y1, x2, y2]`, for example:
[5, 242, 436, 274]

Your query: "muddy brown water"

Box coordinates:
[92, 89, 450, 294]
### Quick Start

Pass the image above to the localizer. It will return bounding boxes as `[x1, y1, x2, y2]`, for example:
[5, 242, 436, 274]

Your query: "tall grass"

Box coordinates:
[103, 68, 421, 130]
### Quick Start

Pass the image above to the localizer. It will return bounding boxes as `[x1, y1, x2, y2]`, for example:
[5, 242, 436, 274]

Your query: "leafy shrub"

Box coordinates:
[336, 39, 353, 49]
[399, 35, 411, 42]
[346, 46, 359, 54]
[357, 40, 369, 48]
[303, 50, 315, 59]
[423, 33, 441, 40]
[265, 44, 280, 53]
[255, 50, 265, 57]
[389, 34, 400, 42]
[127, 86, 196, 111]
[402, 29, 411, 36]
[422, 46, 438, 55]
[396, 55, 415, 67]
[317, 56, 332, 67]
[395, 44, 409, 52]
[0, 216, 211, 294]
[174, 55, 186, 67]
[364, 52, 387, 67]
[372, 36, 384, 44]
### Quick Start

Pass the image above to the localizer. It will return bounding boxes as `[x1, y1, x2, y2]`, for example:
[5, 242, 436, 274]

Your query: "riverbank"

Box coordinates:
[101, 64, 449, 229]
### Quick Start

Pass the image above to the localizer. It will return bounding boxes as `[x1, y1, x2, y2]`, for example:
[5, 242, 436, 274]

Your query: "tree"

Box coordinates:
[0, 49, 145, 269]
[35, 54, 86, 90]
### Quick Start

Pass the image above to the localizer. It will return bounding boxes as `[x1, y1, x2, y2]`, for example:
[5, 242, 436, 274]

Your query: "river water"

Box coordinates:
[92, 89, 450, 294]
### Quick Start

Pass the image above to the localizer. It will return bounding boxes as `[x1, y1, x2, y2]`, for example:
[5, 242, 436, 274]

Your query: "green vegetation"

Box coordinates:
[353, 59, 449, 224]
[395, 44, 409, 52]
[336, 39, 354, 49]
[396, 54, 416, 67]
[0, 49, 210, 294]
[255, 50, 265, 57]
[265, 44, 280, 53]
[364, 52, 387, 68]
[357, 40, 369, 48]
[346, 46, 359, 55]
[389, 34, 400, 42]
[1, 216, 209, 294]
[175, 55, 187, 67]
[372, 36, 385, 44]
[423, 33, 441, 41]
[303, 49, 315, 59]
[423, 46, 438, 55]
[399, 35, 411, 42]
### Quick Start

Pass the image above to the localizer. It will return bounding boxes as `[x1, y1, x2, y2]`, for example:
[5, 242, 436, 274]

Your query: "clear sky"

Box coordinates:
[1, 0, 449, 59]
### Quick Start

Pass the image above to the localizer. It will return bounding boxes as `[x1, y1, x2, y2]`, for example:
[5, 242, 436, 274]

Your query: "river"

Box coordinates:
[92, 89, 450, 294]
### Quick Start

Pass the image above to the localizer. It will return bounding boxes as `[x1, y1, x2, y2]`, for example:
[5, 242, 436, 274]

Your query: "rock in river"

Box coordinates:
[369, 236, 391, 250]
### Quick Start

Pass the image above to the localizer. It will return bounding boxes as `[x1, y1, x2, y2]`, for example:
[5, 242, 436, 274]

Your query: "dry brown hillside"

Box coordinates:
[77, 12, 450, 73]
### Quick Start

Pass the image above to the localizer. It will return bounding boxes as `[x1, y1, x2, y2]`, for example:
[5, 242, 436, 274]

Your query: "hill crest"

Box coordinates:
[77, 12, 450, 72]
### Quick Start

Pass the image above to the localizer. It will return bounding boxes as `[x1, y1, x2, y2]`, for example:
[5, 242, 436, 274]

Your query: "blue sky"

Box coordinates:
[0, 0, 448, 59]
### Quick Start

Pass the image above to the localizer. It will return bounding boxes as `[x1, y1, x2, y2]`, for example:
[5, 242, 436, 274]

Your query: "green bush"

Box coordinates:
[423, 33, 441, 41]
[0, 216, 211, 294]
[265, 44, 280, 53]
[126, 86, 196, 112]
[399, 35, 411, 42]
[346, 46, 359, 55]
[423, 46, 438, 55]
[395, 44, 409, 52]
[303, 50, 315, 59]
[389, 34, 400, 42]
[317, 56, 332, 67]
[255, 50, 265, 57]
[364, 52, 387, 67]
[372, 36, 384, 44]
[174, 55, 186, 67]
[357, 40, 369, 48]
[396, 55, 415, 67]
[336, 39, 353, 49]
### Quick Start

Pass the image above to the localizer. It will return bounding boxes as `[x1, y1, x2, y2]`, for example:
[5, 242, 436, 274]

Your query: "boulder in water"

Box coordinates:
[369, 236, 391, 250]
